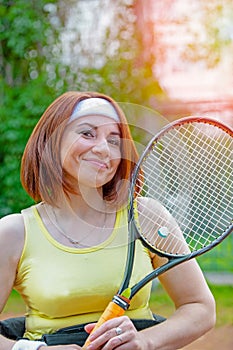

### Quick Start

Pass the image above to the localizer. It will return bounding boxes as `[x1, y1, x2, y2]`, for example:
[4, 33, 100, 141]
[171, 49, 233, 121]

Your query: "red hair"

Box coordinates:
[21, 91, 139, 206]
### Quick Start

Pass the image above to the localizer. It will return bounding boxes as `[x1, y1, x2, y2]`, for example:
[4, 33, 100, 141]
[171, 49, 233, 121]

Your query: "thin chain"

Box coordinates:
[50, 206, 107, 248]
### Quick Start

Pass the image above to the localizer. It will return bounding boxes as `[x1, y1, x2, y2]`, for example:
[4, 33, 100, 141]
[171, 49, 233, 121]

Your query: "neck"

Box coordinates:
[56, 184, 117, 217]
[47, 188, 110, 229]
[40, 190, 116, 248]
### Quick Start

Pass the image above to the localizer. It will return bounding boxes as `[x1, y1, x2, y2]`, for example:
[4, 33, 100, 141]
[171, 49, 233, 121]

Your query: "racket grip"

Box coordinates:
[83, 295, 130, 348]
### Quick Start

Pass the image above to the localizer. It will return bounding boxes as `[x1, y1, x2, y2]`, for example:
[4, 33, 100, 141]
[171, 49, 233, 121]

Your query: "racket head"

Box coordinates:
[129, 116, 233, 259]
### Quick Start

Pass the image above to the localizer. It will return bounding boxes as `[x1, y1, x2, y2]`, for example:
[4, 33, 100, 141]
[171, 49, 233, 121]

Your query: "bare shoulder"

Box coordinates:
[0, 213, 25, 237]
[0, 213, 25, 259]
[136, 196, 170, 217]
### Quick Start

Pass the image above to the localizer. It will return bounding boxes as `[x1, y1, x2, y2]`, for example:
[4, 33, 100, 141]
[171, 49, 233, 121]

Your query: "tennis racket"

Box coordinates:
[84, 116, 233, 347]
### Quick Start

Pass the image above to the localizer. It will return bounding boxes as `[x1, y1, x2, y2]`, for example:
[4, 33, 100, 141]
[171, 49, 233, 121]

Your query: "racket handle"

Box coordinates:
[83, 295, 130, 348]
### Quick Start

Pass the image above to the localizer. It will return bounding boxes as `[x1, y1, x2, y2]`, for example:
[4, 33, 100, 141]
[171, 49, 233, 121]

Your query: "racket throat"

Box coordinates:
[112, 294, 131, 311]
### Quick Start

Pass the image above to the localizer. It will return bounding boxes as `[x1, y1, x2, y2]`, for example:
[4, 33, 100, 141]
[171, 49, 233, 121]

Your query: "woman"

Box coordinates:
[0, 91, 215, 350]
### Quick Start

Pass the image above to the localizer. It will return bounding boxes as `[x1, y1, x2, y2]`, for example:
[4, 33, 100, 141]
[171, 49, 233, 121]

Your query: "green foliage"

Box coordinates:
[0, 0, 58, 216]
[1, 2, 44, 58]
[0, 82, 54, 216]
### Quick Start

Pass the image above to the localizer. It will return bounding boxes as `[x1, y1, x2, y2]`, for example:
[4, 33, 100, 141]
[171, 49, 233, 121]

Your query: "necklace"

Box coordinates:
[49, 206, 107, 248]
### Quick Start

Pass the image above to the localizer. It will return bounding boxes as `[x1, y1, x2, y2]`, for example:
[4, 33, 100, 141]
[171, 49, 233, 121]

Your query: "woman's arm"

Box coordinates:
[0, 214, 25, 350]
[140, 256, 216, 349]
[0, 214, 25, 311]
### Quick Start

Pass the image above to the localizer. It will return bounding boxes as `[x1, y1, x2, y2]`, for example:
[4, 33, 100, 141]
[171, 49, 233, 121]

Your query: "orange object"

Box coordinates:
[83, 296, 130, 348]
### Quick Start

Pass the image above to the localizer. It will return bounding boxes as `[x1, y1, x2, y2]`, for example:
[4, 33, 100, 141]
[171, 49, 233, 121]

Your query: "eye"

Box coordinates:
[107, 136, 121, 147]
[77, 128, 95, 138]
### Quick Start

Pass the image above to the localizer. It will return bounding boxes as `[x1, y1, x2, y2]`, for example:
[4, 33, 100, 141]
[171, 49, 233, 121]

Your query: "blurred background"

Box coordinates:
[0, 0, 232, 347]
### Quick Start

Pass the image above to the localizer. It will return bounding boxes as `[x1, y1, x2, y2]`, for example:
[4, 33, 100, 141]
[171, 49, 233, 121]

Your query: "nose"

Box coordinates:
[92, 138, 110, 156]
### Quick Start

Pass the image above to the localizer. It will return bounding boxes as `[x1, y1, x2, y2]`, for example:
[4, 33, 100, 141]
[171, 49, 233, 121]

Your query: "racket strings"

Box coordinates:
[148, 142, 232, 232]
[137, 146, 231, 236]
[163, 125, 232, 245]
[133, 121, 232, 255]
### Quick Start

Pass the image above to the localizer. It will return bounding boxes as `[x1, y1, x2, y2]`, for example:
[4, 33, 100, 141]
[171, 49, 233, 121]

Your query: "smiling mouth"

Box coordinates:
[84, 159, 108, 169]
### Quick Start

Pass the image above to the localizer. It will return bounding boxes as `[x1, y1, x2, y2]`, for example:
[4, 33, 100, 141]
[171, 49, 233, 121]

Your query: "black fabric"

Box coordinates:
[42, 316, 166, 346]
[0, 317, 25, 340]
[0, 314, 166, 346]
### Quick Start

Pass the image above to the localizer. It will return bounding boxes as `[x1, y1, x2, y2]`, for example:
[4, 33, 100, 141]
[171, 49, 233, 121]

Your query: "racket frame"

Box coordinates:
[118, 116, 233, 299]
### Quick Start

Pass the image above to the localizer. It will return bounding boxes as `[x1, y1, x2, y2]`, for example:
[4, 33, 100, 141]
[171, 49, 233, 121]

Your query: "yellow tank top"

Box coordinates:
[14, 205, 154, 340]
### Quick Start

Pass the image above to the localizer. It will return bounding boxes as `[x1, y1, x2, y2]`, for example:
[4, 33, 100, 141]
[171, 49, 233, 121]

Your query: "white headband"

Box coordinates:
[69, 98, 120, 123]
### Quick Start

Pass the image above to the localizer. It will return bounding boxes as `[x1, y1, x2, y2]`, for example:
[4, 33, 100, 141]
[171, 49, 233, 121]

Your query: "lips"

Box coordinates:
[83, 158, 109, 169]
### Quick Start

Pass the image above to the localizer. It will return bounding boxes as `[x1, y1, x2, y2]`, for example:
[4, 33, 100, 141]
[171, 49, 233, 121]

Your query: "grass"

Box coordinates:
[208, 284, 233, 326]
[2, 284, 233, 327]
[197, 235, 233, 273]
[2, 290, 26, 315]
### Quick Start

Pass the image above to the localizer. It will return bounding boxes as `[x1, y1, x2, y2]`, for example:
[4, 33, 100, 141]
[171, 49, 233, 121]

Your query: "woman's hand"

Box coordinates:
[84, 316, 150, 350]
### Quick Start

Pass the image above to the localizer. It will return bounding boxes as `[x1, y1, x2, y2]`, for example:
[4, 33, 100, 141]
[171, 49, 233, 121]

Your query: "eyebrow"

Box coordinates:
[76, 122, 121, 136]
